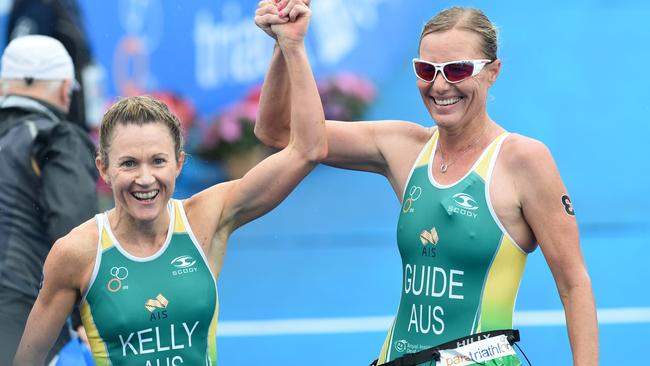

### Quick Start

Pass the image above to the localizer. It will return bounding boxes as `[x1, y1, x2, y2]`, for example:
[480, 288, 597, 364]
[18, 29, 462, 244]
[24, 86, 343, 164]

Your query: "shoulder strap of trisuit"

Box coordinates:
[474, 132, 509, 180]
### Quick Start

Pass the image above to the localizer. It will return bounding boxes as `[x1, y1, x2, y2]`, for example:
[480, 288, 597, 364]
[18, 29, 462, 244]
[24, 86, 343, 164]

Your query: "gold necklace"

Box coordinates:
[437, 123, 490, 173]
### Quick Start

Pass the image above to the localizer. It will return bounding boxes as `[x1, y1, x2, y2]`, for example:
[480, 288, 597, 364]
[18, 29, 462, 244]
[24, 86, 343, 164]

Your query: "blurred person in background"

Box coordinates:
[13, 2, 326, 365]
[7, 0, 96, 131]
[254, 2, 598, 365]
[0, 35, 98, 365]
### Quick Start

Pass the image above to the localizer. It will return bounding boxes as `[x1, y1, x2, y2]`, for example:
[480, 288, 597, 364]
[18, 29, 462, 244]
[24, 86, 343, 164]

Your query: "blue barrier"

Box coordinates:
[56, 338, 94, 366]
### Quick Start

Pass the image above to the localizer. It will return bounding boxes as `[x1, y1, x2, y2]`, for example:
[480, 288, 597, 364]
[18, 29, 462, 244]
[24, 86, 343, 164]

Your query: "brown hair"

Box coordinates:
[419, 7, 498, 60]
[98, 95, 184, 166]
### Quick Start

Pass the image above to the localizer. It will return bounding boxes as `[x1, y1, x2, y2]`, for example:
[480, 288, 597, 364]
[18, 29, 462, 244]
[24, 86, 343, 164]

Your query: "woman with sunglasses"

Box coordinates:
[255, 3, 598, 365]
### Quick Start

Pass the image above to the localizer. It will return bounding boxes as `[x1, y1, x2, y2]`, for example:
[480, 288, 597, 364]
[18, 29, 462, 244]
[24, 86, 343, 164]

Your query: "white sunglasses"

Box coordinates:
[412, 58, 493, 84]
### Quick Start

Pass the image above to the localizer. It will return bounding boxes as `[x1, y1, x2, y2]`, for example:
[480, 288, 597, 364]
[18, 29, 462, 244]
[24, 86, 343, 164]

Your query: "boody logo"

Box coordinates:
[171, 255, 198, 277]
[452, 193, 478, 210]
[171, 255, 196, 268]
[145, 294, 169, 312]
[447, 193, 479, 219]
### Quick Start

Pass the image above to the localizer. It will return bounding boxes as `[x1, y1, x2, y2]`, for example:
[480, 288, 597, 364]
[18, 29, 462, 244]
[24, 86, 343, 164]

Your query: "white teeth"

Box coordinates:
[133, 190, 159, 200]
[434, 97, 462, 106]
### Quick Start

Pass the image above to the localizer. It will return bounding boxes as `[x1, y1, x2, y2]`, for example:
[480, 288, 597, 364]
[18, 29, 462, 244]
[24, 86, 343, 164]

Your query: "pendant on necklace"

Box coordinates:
[440, 164, 448, 173]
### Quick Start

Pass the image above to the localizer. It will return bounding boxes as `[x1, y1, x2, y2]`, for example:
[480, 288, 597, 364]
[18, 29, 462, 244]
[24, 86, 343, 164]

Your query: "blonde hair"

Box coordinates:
[98, 95, 184, 166]
[420, 7, 498, 60]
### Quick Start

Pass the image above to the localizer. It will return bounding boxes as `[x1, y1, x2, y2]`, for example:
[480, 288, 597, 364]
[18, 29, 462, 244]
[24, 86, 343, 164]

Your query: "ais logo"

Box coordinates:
[171, 255, 198, 277]
[420, 226, 439, 258]
[145, 293, 169, 321]
[420, 227, 439, 246]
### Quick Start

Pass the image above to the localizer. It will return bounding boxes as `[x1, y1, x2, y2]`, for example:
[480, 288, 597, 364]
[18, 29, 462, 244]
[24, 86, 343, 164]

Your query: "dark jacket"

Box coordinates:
[0, 95, 98, 299]
[7, 0, 93, 130]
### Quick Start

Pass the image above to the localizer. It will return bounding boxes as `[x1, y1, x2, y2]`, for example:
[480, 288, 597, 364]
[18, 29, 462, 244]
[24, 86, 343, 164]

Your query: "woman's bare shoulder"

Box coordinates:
[498, 133, 562, 195]
[47, 218, 99, 279]
[500, 133, 553, 168]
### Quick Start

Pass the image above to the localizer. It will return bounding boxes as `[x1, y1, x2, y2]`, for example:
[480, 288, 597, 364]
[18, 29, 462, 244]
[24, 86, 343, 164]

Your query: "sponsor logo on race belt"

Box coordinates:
[439, 335, 516, 365]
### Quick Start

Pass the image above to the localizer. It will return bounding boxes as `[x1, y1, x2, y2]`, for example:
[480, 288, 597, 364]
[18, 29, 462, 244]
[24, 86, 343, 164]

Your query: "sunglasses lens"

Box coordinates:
[443, 62, 474, 82]
[414, 61, 437, 82]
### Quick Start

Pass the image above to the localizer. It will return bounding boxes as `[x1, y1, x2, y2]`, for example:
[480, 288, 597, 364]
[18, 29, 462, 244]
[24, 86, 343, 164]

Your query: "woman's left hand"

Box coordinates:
[255, 0, 312, 46]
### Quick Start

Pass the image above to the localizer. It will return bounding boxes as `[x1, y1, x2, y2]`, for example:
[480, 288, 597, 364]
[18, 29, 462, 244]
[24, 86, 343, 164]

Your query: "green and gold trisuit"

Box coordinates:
[377, 130, 527, 365]
[80, 199, 218, 366]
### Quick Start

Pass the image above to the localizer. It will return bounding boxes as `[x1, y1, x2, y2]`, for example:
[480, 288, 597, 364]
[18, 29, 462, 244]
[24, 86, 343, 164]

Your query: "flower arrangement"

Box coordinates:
[319, 72, 376, 121]
[195, 72, 376, 176]
[196, 87, 262, 163]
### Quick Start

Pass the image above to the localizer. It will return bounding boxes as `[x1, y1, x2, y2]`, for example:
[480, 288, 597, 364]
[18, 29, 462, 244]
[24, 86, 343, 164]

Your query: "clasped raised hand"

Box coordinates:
[255, 0, 311, 45]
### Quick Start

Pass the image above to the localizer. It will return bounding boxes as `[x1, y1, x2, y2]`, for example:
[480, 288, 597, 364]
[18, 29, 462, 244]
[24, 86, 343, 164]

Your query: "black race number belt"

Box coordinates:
[369, 329, 520, 366]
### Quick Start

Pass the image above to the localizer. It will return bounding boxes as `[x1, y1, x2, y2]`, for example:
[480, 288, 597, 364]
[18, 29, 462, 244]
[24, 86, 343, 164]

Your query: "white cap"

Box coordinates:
[1, 35, 79, 90]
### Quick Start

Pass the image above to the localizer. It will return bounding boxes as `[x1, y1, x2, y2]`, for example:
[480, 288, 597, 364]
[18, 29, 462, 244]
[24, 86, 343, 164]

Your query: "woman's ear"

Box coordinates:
[486, 59, 501, 86]
[176, 151, 186, 177]
[96, 156, 110, 186]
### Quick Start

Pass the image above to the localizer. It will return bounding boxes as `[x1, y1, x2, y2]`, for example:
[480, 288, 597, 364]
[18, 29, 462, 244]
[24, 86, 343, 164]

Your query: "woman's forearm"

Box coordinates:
[255, 43, 292, 148]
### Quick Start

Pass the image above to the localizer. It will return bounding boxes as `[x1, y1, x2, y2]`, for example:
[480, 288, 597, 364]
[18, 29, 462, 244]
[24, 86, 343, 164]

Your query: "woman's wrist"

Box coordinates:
[278, 37, 305, 53]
